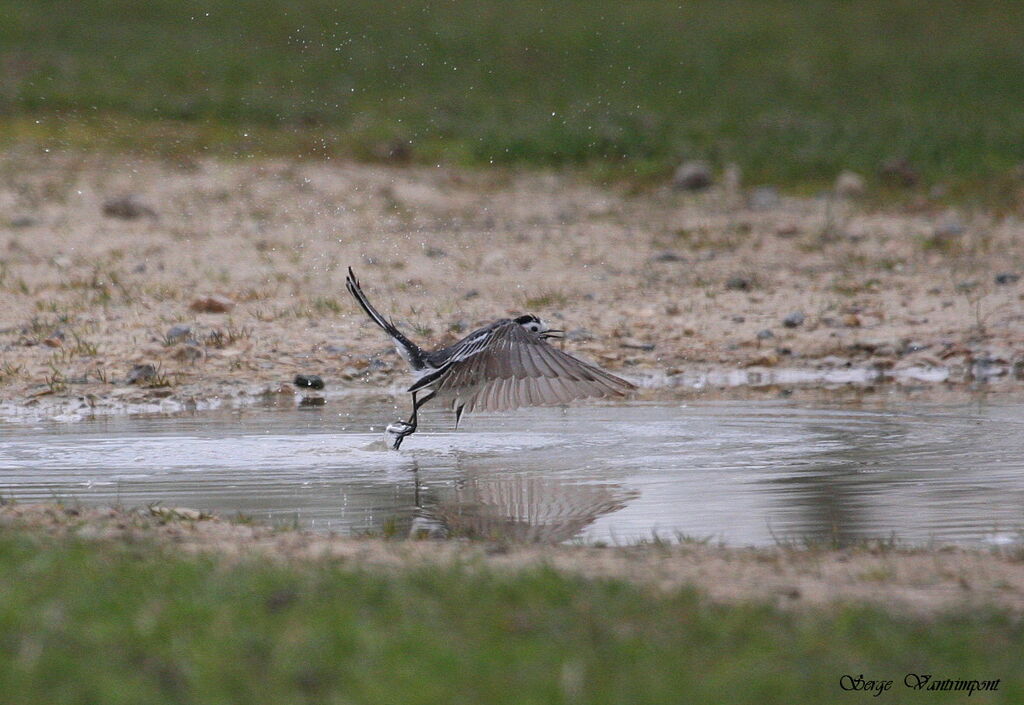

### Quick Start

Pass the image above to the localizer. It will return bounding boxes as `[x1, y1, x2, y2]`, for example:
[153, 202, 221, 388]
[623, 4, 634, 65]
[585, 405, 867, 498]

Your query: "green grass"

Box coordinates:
[2, 0, 1024, 191]
[0, 531, 1020, 704]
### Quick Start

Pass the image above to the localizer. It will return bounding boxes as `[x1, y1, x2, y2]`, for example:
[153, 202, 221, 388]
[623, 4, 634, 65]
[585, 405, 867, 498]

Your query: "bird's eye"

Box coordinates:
[530, 324, 538, 331]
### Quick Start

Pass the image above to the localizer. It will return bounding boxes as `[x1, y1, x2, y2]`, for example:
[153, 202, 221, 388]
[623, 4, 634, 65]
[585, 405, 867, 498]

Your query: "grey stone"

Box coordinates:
[879, 158, 919, 187]
[165, 324, 191, 343]
[620, 340, 655, 351]
[9, 215, 37, 228]
[102, 195, 156, 220]
[898, 340, 930, 355]
[756, 329, 775, 340]
[567, 328, 594, 342]
[127, 364, 157, 384]
[995, 273, 1020, 286]
[834, 170, 866, 198]
[672, 161, 713, 191]
[782, 311, 806, 328]
[293, 374, 325, 390]
[173, 344, 204, 362]
[933, 215, 965, 240]
[747, 186, 781, 210]
[725, 275, 752, 291]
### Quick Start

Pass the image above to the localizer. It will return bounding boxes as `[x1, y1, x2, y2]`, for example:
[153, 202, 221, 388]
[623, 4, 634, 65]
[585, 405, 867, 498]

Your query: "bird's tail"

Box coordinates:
[346, 267, 422, 357]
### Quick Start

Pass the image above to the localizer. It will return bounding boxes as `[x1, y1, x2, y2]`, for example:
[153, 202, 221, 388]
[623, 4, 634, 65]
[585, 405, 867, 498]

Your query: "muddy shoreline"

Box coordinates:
[2, 152, 1023, 419]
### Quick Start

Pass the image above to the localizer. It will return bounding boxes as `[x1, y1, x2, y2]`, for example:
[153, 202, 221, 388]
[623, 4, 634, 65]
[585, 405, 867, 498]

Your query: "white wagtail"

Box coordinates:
[346, 267, 635, 449]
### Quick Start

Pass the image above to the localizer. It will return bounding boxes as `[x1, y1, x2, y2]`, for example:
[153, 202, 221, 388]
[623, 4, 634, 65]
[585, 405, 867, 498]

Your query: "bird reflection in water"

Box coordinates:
[410, 472, 636, 544]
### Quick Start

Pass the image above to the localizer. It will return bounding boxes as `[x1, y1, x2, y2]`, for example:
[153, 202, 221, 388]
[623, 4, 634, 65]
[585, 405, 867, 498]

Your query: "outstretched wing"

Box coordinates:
[412, 321, 635, 421]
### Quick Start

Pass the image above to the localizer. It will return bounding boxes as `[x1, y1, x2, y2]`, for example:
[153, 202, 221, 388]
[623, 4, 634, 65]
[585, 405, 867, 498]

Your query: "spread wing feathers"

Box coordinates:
[412, 321, 634, 417]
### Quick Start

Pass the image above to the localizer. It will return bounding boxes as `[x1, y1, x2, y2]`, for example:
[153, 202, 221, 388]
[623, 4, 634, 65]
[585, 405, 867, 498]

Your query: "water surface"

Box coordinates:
[2, 398, 1022, 546]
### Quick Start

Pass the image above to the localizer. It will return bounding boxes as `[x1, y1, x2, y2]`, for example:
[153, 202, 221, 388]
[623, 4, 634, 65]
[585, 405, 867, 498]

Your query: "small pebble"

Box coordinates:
[127, 364, 157, 384]
[725, 275, 752, 291]
[102, 195, 156, 220]
[879, 158, 919, 188]
[933, 215, 965, 239]
[299, 396, 326, 407]
[1013, 360, 1024, 380]
[171, 344, 203, 362]
[756, 329, 775, 340]
[834, 170, 866, 198]
[567, 328, 594, 342]
[995, 273, 1020, 286]
[899, 341, 929, 355]
[653, 251, 686, 263]
[9, 215, 37, 228]
[672, 161, 713, 191]
[746, 352, 779, 367]
[782, 311, 806, 328]
[294, 374, 325, 390]
[620, 340, 655, 351]
[189, 296, 235, 313]
[165, 324, 191, 343]
[747, 186, 781, 210]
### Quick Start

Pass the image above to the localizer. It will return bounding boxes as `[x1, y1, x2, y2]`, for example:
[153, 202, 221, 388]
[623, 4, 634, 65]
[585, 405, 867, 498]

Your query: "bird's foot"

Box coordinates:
[384, 421, 414, 450]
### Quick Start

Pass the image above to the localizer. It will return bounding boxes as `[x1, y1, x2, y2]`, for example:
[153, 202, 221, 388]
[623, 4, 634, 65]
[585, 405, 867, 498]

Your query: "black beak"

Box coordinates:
[542, 329, 564, 339]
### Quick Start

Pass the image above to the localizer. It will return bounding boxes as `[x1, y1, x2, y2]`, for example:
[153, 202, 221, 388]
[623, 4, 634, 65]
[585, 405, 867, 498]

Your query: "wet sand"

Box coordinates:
[2, 151, 1023, 419]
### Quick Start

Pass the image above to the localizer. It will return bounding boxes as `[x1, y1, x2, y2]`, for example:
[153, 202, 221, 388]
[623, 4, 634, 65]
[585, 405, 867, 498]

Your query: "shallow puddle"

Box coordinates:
[2, 398, 1023, 546]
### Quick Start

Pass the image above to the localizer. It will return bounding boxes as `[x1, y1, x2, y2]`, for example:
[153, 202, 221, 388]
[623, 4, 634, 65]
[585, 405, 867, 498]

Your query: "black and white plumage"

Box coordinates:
[346, 267, 635, 449]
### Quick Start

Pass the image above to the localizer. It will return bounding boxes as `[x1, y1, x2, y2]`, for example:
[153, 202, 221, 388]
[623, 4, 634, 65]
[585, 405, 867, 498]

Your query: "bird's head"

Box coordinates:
[514, 314, 563, 339]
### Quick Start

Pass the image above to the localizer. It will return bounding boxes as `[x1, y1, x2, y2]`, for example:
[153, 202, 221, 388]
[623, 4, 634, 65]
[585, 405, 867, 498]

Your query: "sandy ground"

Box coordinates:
[1, 150, 1024, 419]
[4, 502, 1023, 615]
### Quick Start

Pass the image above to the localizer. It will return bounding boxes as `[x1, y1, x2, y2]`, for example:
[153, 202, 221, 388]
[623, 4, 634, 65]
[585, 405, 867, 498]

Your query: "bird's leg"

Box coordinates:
[387, 390, 436, 450]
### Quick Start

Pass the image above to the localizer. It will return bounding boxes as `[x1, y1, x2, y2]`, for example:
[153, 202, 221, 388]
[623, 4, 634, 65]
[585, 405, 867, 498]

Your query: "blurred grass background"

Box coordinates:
[2, 0, 1023, 189]
[1, 532, 1021, 704]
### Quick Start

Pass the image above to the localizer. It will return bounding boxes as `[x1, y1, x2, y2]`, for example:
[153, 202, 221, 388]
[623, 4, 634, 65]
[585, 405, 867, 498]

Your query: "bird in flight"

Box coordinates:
[346, 267, 635, 449]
